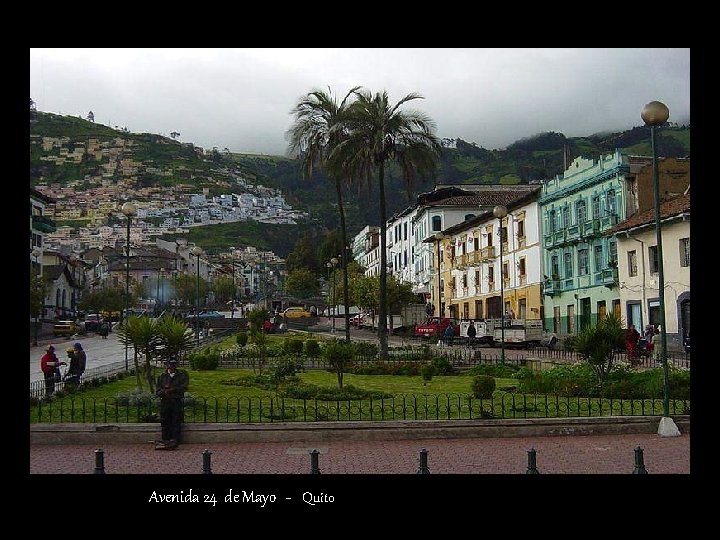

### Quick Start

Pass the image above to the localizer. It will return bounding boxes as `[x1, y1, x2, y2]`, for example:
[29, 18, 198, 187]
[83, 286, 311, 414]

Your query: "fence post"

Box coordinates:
[632, 446, 648, 474]
[417, 448, 431, 474]
[94, 448, 105, 474]
[202, 449, 212, 474]
[310, 449, 321, 474]
[526, 448, 539, 474]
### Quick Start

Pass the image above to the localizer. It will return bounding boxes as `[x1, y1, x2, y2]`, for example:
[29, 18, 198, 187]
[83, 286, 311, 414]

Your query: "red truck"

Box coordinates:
[414, 317, 459, 338]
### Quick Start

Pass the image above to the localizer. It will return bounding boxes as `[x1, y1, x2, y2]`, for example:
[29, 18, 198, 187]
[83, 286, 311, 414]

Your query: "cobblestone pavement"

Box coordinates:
[30, 432, 689, 474]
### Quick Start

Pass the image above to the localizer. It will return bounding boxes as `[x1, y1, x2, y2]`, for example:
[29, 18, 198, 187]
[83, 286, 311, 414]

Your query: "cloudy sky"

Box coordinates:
[30, 48, 690, 156]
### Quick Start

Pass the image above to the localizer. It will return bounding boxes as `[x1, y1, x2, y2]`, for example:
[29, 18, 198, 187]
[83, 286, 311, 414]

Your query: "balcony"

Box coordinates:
[32, 214, 56, 234]
[481, 246, 496, 260]
[469, 251, 482, 265]
[487, 281, 495, 292]
[519, 274, 527, 286]
[517, 236, 526, 248]
[600, 267, 619, 288]
[544, 278, 562, 296]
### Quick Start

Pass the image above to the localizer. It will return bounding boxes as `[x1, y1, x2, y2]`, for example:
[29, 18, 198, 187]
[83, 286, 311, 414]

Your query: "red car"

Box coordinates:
[414, 317, 459, 338]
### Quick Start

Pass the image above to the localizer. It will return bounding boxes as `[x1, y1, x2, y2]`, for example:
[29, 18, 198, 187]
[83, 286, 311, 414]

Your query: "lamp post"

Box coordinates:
[121, 201, 137, 371]
[230, 248, 236, 319]
[642, 100, 680, 437]
[31, 247, 43, 346]
[434, 233, 444, 317]
[493, 205, 508, 364]
[192, 246, 203, 346]
[330, 257, 338, 333]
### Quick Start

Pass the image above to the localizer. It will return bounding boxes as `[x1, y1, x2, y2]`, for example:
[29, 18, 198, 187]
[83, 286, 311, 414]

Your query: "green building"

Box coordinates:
[539, 150, 651, 334]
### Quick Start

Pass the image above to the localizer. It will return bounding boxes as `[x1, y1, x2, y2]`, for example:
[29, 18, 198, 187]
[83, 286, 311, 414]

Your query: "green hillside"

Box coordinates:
[29, 111, 690, 253]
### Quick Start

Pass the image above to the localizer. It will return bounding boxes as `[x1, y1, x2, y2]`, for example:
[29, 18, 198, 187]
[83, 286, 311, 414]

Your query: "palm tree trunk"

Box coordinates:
[336, 178, 351, 343]
[378, 161, 388, 358]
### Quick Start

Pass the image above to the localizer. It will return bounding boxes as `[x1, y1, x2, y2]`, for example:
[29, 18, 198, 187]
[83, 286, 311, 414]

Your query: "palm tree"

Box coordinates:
[331, 89, 441, 357]
[155, 315, 195, 365]
[286, 86, 360, 343]
[116, 316, 160, 392]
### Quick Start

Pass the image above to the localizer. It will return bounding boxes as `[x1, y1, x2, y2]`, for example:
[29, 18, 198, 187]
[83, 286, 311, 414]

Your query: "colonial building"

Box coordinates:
[429, 186, 542, 320]
[611, 191, 690, 349]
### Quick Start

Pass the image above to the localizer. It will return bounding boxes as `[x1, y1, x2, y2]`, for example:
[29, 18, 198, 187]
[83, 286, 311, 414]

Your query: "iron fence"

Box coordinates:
[31, 391, 690, 424]
[526, 347, 690, 369]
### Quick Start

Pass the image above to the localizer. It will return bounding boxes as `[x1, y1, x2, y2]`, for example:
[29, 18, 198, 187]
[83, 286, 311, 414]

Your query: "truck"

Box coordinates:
[414, 317, 459, 339]
[458, 319, 495, 346]
[491, 318, 543, 348]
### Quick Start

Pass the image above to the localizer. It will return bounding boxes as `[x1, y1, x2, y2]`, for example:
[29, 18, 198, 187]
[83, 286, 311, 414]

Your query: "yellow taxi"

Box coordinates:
[283, 307, 312, 318]
[53, 320, 80, 337]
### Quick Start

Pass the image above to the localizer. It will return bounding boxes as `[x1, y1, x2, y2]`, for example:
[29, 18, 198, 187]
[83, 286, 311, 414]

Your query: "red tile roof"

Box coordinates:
[610, 193, 690, 234]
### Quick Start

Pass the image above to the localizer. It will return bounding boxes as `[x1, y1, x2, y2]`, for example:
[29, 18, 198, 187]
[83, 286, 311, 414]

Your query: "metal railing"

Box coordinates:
[31, 391, 690, 424]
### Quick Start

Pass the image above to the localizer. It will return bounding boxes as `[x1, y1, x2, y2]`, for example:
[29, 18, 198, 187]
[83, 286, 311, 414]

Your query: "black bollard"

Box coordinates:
[632, 446, 648, 474]
[417, 448, 431, 474]
[202, 449, 212, 474]
[310, 449, 321, 474]
[526, 448, 540, 474]
[94, 448, 106, 474]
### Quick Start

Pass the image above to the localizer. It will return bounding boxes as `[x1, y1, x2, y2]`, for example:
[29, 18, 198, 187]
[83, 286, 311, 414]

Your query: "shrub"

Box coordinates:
[279, 382, 392, 401]
[116, 388, 158, 407]
[189, 351, 220, 371]
[284, 338, 304, 356]
[420, 364, 435, 381]
[30, 396, 39, 407]
[471, 375, 496, 399]
[430, 357, 455, 375]
[353, 341, 378, 358]
[304, 339, 320, 356]
[468, 363, 520, 378]
[116, 371, 126, 380]
[563, 335, 578, 351]
[269, 358, 305, 385]
[236, 332, 248, 347]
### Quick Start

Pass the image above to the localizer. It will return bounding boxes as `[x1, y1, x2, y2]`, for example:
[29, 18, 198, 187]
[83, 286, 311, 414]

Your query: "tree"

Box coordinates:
[285, 268, 320, 299]
[212, 275, 235, 304]
[332, 89, 441, 357]
[246, 308, 271, 375]
[155, 315, 194, 365]
[116, 315, 160, 392]
[574, 314, 626, 387]
[285, 233, 321, 274]
[79, 285, 125, 315]
[173, 274, 208, 307]
[322, 339, 354, 389]
[287, 86, 360, 343]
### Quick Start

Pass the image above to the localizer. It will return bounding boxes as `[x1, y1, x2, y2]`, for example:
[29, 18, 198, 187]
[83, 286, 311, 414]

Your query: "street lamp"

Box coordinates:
[642, 100, 680, 437]
[493, 205, 508, 364]
[330, 257, 338, 332]
[31, 247, 43, 346]
[434, 232, 444, 317]
[121, 201, 137, 371]
[192, 246, 203, 346]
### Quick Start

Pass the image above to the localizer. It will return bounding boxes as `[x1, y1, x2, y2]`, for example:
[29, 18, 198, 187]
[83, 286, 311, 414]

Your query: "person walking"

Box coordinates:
[626, 324, 641, 366]
[155, 359, 188, 450]
[652, 326, 664, 367]
[466, 321, 477, 347]
[40, 345, 65, 396]
[443, 321, 455, 347]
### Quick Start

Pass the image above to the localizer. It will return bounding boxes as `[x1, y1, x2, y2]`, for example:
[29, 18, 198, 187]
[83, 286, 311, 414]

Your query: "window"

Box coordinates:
[606, 190, 616, 216]
[500, 226, 508, 244]
[403, 222, 407, 241]
[518, 258, 526, 276]
[649, 246, 659, 274]
[576, 200, 587, 224]
[474, 270, 480, 286]
[597, 300, 607, 321]
[474, 237, 479, 251]
[679, 238, 690, 267]
[608, 240, 617, 266]
[578, 249, 589, 275]
[517, 220, 525, 238]
[548, 210, 556, 233]
[432, 216, 441, 231]
[562, 206, 570, 228]
[628, 250, 638, 277]
[502, 262, 509, 280]
[487, 227, 494, 246]
[594, 244, 603, 272]
[564, 252, 573, 278]
[551, 255, 560, 278]
[488, 266, 494, 283]
[592, 196, 601, 220]
[462, 273, 468, 288]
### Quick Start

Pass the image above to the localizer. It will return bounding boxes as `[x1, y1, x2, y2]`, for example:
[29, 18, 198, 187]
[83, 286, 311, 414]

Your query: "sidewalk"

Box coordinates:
[30, 432, 689, 474]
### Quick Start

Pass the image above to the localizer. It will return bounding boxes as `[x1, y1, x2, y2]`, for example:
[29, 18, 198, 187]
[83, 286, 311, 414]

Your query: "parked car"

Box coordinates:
[83, 313, 102, 332]
[351, 313, 365, 326]
[283, 307, 312, 318]
[186, 310, 225, 321]
[53, 320, 81, 337]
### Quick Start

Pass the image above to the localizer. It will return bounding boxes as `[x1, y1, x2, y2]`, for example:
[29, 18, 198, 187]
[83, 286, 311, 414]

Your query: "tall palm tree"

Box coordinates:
[116, 315, 160, 391]
[332, 89, 441, 357]
[286, 86, 360, 343]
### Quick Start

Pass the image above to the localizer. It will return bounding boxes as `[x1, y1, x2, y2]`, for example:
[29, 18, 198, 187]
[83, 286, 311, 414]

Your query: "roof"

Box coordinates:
[609, 193, 690, 234]
[30, 186, 55, 204]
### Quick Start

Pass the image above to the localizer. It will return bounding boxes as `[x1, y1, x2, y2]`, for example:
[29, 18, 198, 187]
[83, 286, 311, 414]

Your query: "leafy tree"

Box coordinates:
[574, 314, 626, 387]
[246, 308, 271, 375]
[116, 315, 160, 391]
[287, 86, 360, 342]
[285, 269, 320, 299]
[30, 273, 49, 320]
[79, 285, 125, 315]
[331, 88, 440, 356]
[212, 275, 235, 304]
[173, 273, 208, 307]
[285, 233, 321, 274]
[321, 339, 354, 389]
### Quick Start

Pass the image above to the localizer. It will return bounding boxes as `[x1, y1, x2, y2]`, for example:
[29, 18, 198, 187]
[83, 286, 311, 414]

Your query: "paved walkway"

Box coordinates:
[30, 432, 689, 474]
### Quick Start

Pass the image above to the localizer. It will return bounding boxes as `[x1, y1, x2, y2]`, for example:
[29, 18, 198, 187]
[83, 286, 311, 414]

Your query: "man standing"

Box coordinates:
[626, 324, 641, 366]
[40, 345, 65, 396]
[155, 359, 188, 450]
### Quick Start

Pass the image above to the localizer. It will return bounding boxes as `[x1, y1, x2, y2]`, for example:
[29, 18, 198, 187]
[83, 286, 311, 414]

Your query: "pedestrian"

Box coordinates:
[466, 321, 477, 347]
[65, 342, 86, 385]
[155, 359, 188, 450]
[310, 305, 317, 317]
[40, 345, 65, 396]
[626, 324, 641, 365]
[443, 321, 455, 347]
[508, 308, 516, 320]
[652, 327, 663, 366]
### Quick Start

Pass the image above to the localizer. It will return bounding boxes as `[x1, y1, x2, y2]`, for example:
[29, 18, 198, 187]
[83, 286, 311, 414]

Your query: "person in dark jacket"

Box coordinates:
[466, 321, 477, 346]
[155, 359, 188, 450]
[443, 322, 455, 347]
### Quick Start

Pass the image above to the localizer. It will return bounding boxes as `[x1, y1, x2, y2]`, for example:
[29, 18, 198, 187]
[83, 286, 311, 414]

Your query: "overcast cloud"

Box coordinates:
[30, 48, 690, 156]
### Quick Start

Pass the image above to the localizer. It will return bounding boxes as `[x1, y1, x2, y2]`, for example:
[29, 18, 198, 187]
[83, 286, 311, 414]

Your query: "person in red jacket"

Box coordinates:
[40, 345, 65, 396]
